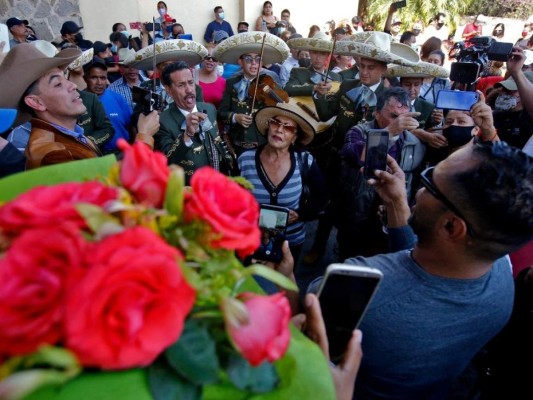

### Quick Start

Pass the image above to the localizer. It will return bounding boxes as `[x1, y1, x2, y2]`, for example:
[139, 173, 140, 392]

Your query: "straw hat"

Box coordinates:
[0, 43, 81, 109]
[287, 33, 333, 53]
[254, 103, 316, 146]
[67, 48, 94, 71]
[386, 61, 449, 79]
[213, 32, 290, 65]
[335, 31, 419, 66]
[125, 39, 208, 70]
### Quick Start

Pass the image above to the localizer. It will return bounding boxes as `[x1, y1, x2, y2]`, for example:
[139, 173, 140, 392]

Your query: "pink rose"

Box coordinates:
[117, 139, 170, 208]
[224, 292, 291, 366]
[65, 227, 195, 370]
[184, 167, 260, 257]
[0, 182, 118, 237]
[0, 224, 88, 357]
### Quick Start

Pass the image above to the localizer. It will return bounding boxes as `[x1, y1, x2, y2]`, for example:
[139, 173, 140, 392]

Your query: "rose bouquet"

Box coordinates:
[0, 141, 335, 400]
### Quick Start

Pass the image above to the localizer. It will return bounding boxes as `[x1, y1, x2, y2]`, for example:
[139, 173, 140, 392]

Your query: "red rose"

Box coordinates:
[184, 167, 260, 257]
[224, 293, 291, 366]
[65, 227, 195, 370]
[117, 139, 170, 208]
[0, 182, 118, 237]
[0, 224, 88, 357]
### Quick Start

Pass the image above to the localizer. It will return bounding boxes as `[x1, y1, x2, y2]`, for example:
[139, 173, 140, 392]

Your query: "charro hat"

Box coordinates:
[336, 31, 419, 66]
[254, 103, 316, 146]
[67, 48, 94, 70]
[386, 61, 449, 79]
[0, 109, 17, 134]
[287, 33, 332, 53]
[29, 40, 59, 57]
[0, 43, 81, 109]
[125, 39, 208, 70]
[213, 32, 290, 65]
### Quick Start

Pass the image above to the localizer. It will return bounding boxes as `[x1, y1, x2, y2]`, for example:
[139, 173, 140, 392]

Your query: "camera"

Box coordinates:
[132, 86, 163, 114]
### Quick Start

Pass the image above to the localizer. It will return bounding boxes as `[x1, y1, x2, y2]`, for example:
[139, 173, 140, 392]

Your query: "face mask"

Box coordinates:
[218, 12, 225, 20]
[121, 31, 131, 39]
[104, 56, 114, 63]
[238, 29, 248, 33]
[278, 27, 286, 34]
[216, 64, 224, 76]
[110, 44, 118, 53]
[158, 8, 166, 16]
[437, 22, 444, 28]
[74, 33, 83, 42]
[443, 125, 474, 148]
[494, 94, 518, 111]
[411, 44, 418, 50]
[298, 58, 311, 68]
[26, 34, 37, 41]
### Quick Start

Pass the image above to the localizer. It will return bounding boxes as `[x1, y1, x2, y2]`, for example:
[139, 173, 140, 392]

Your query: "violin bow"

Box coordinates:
[323, 36, 337, 86]
[250, 33, 268, 114]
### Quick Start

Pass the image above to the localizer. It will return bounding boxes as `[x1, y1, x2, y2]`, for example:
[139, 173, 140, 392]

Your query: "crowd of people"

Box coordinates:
[1, 2, 533, 399]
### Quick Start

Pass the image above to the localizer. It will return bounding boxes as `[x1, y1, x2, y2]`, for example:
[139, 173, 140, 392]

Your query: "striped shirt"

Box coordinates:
[238, 148, 314, 246]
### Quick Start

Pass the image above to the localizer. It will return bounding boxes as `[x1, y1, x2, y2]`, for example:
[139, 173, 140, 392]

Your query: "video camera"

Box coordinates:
[449, 36, 514, 87]
[132, 86, 164, 115]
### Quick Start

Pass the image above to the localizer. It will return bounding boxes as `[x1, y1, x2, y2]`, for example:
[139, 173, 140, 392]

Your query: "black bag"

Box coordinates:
[295, 151, 328, 221]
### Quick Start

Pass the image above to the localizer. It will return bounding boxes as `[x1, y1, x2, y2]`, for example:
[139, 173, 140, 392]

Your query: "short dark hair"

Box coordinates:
[428, 49, 445, 63]
[109, 32, 128, 48]
[161, 61, 190, 87]
[376, 87, 410, 111]
[111, 22, 124, 33]
[448, 142, 533, 259]
[435, 13, 446, 20]
[157, 1, 167, 9]
[281, 9, 290, 16]
[400, 31, 415, 44]
[263, 1, 273, 8]
[214, 6, 222, 13]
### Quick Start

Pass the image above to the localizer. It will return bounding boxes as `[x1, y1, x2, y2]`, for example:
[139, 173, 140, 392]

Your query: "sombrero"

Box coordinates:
[125, 39, 208, 70]
[29, 40, 59, 57]
[213, 32, 290, 65]
[0, 43, 81, 109]
[287, 33, 333, 53]
[254, 103, 316, 146]
[335, 31, 419, 66]
[386, 61, 449, 79]
[67, 48, 94, 70]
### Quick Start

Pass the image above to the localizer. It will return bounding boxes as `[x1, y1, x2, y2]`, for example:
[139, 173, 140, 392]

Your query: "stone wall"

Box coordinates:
[0, 0, 82, 42]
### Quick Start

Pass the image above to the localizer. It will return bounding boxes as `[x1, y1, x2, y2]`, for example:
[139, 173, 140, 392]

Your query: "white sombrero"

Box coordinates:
[287, 33, 333, 53]
[213, 32, 290, 65]
[29, 40, 60, 57]
[254, 103, 316, 146]
[336, 31, 419, 66]
[68, 48, 94, 70]
[386, 61, 449, 79]
[125, 39, 208, 70]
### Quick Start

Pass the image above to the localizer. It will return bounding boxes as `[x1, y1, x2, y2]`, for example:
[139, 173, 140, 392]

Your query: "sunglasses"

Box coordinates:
[204, 56, 218, 62]
[420, 167, 475, 237]
[268, 118, 298, 134]
[240, 55, 261, 64]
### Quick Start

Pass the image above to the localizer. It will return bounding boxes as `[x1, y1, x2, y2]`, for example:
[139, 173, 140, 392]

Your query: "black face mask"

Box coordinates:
[74, 33, 84, 42]
[437, 22, 445, 28]
[104, 56, 114, 64]
[298, 58, 311, 68]
[443, 125, 474, 148]
[238, 29, 248, 33]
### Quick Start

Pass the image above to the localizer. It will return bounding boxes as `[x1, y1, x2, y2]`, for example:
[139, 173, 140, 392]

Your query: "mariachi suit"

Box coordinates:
[284, 67, 341, 97]
[155, 102, 232, 184]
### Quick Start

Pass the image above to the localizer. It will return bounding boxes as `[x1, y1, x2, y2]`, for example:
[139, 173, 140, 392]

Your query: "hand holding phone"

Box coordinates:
[392, 0, 407, 9]
[363, 129, 389, 179]
[435, 90, 480, 111]
[253, 205, 289, 263]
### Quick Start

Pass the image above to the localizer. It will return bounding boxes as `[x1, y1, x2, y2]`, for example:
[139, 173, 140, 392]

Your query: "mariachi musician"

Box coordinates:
[215, 32, 290, 157]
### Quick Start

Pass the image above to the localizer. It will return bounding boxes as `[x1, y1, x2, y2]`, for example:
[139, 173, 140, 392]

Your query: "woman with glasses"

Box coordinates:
[198, 49, 226, 108]
[238, 104, 328, 264]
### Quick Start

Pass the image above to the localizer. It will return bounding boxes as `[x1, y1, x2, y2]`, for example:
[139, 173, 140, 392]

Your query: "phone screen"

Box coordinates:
[435, 89, 479, 111]
[449, 62, 480, 84]
[393, 0, 407, 9]
[488, 42, 513, 62]
[129, 22, 142, 30]
[253, 205, 289, 263]
[363, 129, 389, 179]
[318, 264, 382, 362]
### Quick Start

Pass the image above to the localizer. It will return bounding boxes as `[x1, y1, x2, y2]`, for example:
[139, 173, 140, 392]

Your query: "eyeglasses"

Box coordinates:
[204, 56, 218, 62]
[240, 55, 261, 64]
[420, 167, 476, 237]
[268, 118, 298, 134]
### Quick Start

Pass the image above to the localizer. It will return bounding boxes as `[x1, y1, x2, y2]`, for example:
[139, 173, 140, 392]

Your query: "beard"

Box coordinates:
[408, 206, 440, 246]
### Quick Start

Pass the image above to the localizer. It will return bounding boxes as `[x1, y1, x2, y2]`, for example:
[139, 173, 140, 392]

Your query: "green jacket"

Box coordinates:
[78, 90, 114, 152]
[155, 102, 232, 184]
[285, 67, 341, 97]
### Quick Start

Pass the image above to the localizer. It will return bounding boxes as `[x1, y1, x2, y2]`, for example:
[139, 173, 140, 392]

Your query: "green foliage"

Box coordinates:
[465, 0, 533, 19]
[226, 355, 278, 393]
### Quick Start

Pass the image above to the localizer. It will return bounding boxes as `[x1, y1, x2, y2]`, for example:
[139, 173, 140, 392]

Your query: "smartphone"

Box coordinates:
[129, 22, 142, 30]
[435, 89, 479, 111]
[363, 129, 389, 179]
[144, 22, 161, 32]
[253, 205, 289, 263]
[487, 42, 514, 62]
[178, 33, 193, 41]
[449, 62, 480, 84]
[392, 0, 407, 9]
[318, 264, 383, 363]
[0, 24, 10, 54]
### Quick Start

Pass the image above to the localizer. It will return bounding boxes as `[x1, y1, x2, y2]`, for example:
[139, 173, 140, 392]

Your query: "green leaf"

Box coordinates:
[148, 358, 201, 400]
[164, 167, 185, 218]
[165, 319, 220, 385]
[23, 369, 152, 400]
[245, 265, 298, 292]
[75, 203, 122, 236]
[226, 354, 278, 393]
[0, 155, 116, 203]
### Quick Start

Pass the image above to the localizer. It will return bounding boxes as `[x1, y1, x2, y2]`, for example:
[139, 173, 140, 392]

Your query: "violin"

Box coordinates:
[248, 75, 290, 106]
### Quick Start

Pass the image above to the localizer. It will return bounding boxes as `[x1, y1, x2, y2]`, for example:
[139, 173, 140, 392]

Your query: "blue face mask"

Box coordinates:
[121, 31, 131, 39]
[110, 44, 118, 53]
[218, 12, 225, 20]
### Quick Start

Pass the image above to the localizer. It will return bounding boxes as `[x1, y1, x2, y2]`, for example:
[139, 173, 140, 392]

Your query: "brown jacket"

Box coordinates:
[25, 118, 101, 170]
